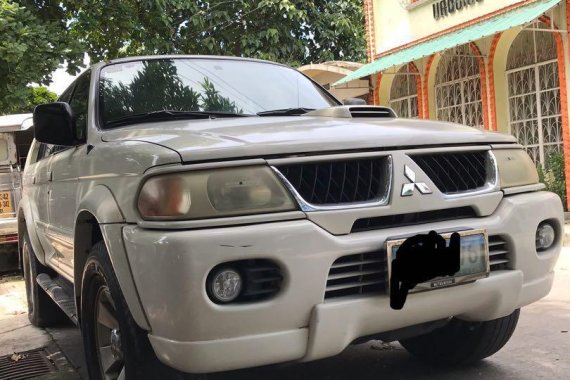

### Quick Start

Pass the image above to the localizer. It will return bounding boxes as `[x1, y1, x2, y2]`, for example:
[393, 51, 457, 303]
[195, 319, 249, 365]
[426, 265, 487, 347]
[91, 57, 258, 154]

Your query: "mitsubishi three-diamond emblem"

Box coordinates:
[401, 165, 432, 196]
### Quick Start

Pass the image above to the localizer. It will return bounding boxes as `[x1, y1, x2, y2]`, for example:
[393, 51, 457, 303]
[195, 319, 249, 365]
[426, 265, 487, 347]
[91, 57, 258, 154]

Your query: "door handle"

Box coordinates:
[47, 171, 53, 182]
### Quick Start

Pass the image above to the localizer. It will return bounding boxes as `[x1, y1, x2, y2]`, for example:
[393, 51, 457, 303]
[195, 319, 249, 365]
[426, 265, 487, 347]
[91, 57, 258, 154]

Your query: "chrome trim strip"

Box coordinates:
[271, 156, 393, 212]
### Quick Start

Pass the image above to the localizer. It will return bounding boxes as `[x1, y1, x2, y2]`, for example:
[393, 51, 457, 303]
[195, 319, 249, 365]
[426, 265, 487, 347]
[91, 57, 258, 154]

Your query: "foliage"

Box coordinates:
[63, 0, 366, 66]
[201, 78, 241, 113]
[3, 86, 57, 114]
[0, 0, 83, 114]
[25, 86, 58, 109]
[100, 60, 241, 123]
[537, 152, 567, 210]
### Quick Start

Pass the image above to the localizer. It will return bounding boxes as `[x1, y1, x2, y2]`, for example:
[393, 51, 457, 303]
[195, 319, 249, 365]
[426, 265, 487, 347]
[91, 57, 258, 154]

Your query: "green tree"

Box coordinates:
[63, 0, 366, 66]
[0, 0, 83, 114]
[26, 86, 58, 108]
[11, 86, 58, 113]
[537, 152, 567, 210]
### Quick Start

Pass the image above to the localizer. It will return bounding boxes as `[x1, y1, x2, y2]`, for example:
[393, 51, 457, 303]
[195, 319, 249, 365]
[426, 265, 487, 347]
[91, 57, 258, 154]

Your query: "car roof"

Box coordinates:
[103, 55, 288, 68]
[0, 113, 33, 132]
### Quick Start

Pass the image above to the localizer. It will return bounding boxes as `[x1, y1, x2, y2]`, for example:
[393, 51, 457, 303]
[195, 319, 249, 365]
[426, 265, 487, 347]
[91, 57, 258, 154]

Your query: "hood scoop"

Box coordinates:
[305, 105, 397, 119]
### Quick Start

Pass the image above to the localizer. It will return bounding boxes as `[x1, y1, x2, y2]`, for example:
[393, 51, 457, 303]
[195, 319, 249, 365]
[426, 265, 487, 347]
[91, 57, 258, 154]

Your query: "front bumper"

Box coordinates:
[122, 191, 563, 373]
[0, 217, 18, 245]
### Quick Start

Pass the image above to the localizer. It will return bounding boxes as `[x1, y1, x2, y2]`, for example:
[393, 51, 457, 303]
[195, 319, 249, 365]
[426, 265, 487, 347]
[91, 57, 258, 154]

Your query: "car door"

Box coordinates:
[28, 144, 59, 263]
[27, 84, 75, 269]
[44, 71, 90, 278]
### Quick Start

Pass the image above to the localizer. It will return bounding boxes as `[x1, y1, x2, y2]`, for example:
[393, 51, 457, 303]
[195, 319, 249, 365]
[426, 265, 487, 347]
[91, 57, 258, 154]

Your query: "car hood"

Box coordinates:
[101, 116, 517, 163]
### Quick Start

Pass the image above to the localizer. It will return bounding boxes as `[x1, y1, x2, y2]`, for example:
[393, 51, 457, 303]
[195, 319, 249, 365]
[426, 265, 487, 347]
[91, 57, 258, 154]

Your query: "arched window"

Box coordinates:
[389, 64, 419, 118]
[507, 22, 561, 165]
[435, 44, 484, 128]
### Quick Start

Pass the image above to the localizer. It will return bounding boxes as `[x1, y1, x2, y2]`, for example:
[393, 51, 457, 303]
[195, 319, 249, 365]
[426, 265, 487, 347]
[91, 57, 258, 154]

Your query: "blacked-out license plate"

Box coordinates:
[386, 229, 490, 293]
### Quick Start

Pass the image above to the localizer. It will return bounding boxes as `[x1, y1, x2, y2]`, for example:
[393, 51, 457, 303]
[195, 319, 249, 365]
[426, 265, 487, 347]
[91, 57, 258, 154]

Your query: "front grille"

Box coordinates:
[351, 207, 477, 233]
[325, 252, 387, 299]
[410, 151, 491, 194]
[489, 236, 511, 271]
[324, 234, 509, 301]
[275, 157, 390, 206]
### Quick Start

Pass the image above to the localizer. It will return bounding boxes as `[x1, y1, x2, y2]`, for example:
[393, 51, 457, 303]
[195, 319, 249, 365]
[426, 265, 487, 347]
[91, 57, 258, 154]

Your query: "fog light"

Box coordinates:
[536, 222, 556, 251]
[208, 268, 242, 303]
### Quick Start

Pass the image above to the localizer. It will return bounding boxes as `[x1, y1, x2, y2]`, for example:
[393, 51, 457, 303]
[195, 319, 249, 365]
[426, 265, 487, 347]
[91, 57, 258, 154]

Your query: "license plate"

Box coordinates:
[0, 191, 13, 217]
[386, 229, 489, 293]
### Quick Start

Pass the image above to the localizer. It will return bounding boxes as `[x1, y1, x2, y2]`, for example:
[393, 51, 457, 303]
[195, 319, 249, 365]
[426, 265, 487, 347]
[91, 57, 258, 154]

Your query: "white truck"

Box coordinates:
[19, 56, 563, 380]
[0, 113, 33, 270]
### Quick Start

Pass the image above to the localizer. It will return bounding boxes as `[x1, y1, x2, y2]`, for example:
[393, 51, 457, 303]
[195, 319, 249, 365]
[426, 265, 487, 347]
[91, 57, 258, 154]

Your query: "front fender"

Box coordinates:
[75, 185, 150, 330]
[17, 196, 46, 265]
[76, 184, 125, 224]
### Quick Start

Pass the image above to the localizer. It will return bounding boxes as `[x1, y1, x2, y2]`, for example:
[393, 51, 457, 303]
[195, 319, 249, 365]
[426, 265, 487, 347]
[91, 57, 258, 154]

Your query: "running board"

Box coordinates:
[36, 273, 79, 325]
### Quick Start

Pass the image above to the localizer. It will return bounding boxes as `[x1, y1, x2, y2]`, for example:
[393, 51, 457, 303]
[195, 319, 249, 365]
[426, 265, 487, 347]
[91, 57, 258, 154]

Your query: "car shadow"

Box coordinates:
[209, 341, 513, 380]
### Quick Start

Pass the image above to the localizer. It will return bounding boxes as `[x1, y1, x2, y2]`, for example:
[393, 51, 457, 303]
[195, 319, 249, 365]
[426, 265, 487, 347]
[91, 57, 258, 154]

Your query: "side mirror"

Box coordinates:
[33, 102, 78, 146]
[343, 97, 367, 106]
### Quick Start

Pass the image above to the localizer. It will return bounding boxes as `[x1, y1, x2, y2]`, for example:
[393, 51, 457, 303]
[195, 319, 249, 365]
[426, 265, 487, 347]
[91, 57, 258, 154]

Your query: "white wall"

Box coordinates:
[374, 0, 526, 55]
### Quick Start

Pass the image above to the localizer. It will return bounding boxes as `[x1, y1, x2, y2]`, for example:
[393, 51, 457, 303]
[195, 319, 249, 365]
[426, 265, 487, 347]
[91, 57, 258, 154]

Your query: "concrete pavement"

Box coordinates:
[1, 250, 568, 379]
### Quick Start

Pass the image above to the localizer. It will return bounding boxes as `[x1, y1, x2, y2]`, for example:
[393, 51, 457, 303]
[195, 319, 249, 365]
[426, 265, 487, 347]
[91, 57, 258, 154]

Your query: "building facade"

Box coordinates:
[342, 0, 570, 207]
[298, 61, 370, 102]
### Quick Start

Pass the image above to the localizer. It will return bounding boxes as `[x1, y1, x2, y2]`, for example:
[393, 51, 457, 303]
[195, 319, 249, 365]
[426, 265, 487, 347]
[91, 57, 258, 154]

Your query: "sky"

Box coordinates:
[47, 55, 90, 95]
[48, 66, 80, 94]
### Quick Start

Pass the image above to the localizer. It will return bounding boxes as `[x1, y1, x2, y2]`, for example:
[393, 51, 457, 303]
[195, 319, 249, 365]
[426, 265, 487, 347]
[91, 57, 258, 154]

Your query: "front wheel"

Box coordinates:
[81, 241, 205, 380]
[399, 309, 520, 366]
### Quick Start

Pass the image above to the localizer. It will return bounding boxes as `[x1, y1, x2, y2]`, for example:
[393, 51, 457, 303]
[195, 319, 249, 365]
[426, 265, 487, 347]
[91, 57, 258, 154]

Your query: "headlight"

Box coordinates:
[137, 166, 296, 220]
[493, 149, 539, 189]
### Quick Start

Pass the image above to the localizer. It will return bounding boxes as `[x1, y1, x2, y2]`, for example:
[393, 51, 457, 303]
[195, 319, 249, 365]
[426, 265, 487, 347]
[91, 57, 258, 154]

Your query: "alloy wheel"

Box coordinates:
[94, 286, 125, 380]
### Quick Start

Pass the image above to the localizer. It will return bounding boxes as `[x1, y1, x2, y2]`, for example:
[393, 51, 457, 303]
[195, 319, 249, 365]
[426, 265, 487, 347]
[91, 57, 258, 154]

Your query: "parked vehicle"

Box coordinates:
[0, 114, 33, 270]
[19, 56, 563, 380]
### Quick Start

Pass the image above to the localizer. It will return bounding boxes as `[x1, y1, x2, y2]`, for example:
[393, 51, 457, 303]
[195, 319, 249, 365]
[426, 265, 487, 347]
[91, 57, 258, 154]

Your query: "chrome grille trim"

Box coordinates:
[271, 155, 392, 212]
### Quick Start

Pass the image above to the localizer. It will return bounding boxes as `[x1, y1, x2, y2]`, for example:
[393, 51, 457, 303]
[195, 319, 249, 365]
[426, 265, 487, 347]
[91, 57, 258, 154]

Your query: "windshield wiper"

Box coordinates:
[257, 108, 315, 116]
[105, 110, 251, 128]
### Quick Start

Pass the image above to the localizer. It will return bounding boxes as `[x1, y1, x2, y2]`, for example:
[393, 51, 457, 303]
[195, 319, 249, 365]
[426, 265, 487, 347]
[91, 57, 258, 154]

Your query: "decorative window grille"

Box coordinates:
[435, 44, 484, 128]
[389, 64, 419, 118]
[507, 22, 561, 166]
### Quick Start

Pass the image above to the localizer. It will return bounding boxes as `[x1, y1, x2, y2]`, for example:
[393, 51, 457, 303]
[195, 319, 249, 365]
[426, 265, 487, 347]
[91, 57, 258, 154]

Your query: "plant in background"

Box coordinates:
[62, 0, 366, 66]
[0, 0, 83, 114]
[537, 152, 567, 210]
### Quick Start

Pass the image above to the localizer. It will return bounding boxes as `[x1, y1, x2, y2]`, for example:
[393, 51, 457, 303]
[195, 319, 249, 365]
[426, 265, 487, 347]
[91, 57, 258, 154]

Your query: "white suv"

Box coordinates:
[18, 56, 563, 380]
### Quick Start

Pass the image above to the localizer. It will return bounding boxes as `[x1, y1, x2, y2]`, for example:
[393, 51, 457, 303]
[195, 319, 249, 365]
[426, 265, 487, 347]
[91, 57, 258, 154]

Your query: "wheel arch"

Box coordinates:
[74, 186, 150, 330]
[17, 198, 45, 267]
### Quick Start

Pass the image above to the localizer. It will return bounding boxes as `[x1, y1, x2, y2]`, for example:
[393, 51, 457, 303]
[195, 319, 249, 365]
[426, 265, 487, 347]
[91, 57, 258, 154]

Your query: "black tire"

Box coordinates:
[399, 309, 520, 366]
[21, 231, 66, 327]
[81, 241, 205, 380]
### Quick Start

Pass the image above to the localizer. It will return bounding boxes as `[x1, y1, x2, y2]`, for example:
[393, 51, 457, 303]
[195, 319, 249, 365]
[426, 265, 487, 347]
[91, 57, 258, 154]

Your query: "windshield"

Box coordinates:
[99, 58, 338, 128]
